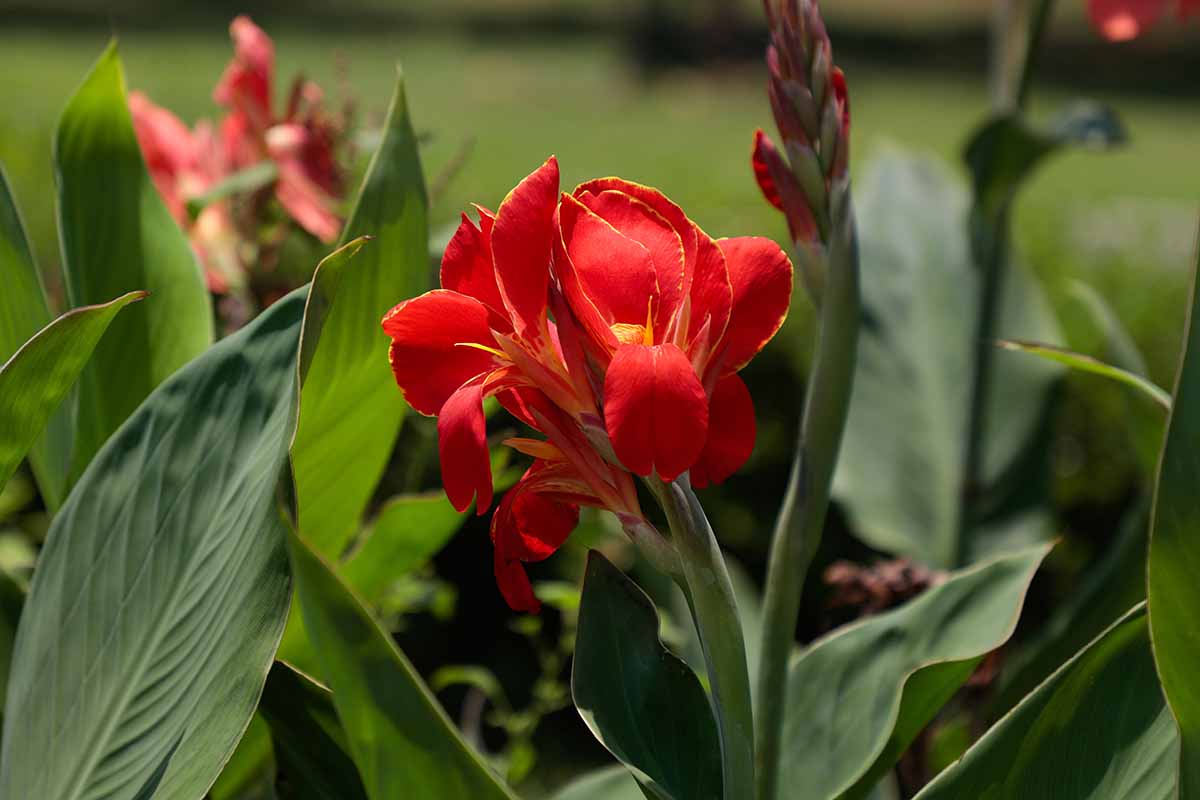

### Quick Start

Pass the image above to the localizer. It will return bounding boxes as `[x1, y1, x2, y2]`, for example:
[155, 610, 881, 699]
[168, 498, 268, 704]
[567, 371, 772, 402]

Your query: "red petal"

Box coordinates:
[603, 343, 708, 481]
[440, 210, 507, 320]
[752, 130, 817, 243]
[382, 290, 499, 415]
[128, 92, 197, 224]
[438, 380, 493, 513]
[687, 231, 733, 352]
[493, 553, 541, 614]
[214, 15, 274, 132]
[491, 157, 559, 335]
[575, 188, 685, 337]
[1087, 0, 1167, 39]
[274, 160, 342, 243]
[716, 237, 793, 374]
[691, 374, 756, 488]
[752, 129, 785, 211]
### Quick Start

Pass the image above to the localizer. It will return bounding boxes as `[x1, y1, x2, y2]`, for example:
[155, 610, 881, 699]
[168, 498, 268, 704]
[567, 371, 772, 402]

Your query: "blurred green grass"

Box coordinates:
[0, 25, 1196, 386]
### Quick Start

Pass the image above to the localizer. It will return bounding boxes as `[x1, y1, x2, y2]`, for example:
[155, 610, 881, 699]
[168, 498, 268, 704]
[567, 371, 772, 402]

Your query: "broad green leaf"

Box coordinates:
[996, 340, 1170, 410]
[833, 152, 1062, 568]
[0, 292, 145, 494]
[0, 165, 71, 509]
[915, 605, 1178, 799]
[292, 72, 430, 559]
[778, 544, 1050, 799]
[1149, 230, 1200, 795]
[259, 661, 367, 800]
[572, 551, 722, 800]
[56, 42, 212, 480]
[287, 527, 517, 800]
[550, 766, 644, 800]
[0, 292, 302, 800]
[339, 492, 468, 602]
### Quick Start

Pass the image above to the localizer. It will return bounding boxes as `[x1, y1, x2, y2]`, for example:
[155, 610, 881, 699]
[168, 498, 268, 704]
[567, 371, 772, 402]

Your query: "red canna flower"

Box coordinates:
[214, 15, 344, 243]
[1088, 0, 1200, 40]
[382, 158, 793, 611]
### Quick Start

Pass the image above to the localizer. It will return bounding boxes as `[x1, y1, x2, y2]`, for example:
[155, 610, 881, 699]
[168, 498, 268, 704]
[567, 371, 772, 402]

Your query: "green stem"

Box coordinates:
[755, 200, 860, 800]
[648, 475, 755, 800]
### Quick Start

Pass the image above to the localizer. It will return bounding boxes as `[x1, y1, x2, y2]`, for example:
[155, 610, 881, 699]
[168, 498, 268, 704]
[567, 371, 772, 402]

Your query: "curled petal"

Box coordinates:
[575, 188, 685, 335]
[687, 231, 733, 353]
[274, 160, 342, 243]
[752, 129, 817, 243]
[691, 374, 756, 488]
[438, 380, 493, 513]
[603, 343, 708, 481]
[716, 237, 793, 374]
[491, 461, 583, 612]
[1087, 0, 1167, 39]
[440, 209, 507, 321]
[383, 290, 500, 415]
[558, 193, 658, 328]
[491, 156, 560, 335]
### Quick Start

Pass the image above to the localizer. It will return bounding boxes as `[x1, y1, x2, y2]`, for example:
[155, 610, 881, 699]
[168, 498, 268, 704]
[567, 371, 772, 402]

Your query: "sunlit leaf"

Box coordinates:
[778, 544, 1050, 799]
[291, 71, 430, 559]
[0, 164, 70, 509]
[0, 292, 145, 495]
[915, 605, 1177, 799]
[996, 339, 1169, 410]
[0, 292, 302, 800]
[56, 42, 212, 480]
[288, 527, 517, 800]
[550, 766, 644, 800]
[1148, 227, 1200, 795]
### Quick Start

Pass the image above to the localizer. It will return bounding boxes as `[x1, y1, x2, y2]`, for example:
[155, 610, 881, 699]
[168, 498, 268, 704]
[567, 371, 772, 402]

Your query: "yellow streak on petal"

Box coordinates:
[454, 341, 508, 360]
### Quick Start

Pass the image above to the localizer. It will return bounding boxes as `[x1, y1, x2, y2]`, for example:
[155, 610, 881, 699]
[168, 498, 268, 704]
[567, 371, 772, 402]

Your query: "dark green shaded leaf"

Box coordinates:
[572, 551, 722, 800]
[0, 292, 145, 494]
[915, 605, 1178, 799]
[259, 661, 368, 800]
[288, 527, 517, 800]
[292, 72, 430, 559]
[778, 544, 1050, 799]
[1149, 226, 1200, 795]
[0, 569, 22, 717]
[0, 164, 70, 509]
[833, 153, 1061, 567]
[56, 42, 212, 480]
[0, 292, 302, 800]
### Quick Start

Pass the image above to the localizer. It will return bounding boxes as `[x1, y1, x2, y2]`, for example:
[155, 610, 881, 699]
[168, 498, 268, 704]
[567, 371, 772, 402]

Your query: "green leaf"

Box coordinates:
[0, 291, 145, 494]
[56, 42, 212, 481]
[833, 152, 1062, 568]
[996, 340, 1170, 410]
[572, 551, 722, 800]
[0, 292, 302, 800]
[778, 544, 1050, 799]
[965, 103, 1126, 217]
[1149, 226, 1200, 795]
[287, 526, 517, 800]
[259, 661, 368, 800]
[0, 164, 71, 509]
[550, 766, 645, 800]
[291, 71, 430, 559]
[915, 605, 1178, 799]
[339, 492, 466, 602]
[0, 569, 23, 717]
[186, 161, 279, 220]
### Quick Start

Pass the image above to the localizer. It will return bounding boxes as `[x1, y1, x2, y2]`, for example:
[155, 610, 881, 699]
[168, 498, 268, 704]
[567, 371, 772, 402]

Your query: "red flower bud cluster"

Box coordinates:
[129, 16, 348, 296]
[1088, 0, 1200, 40]
[382, 158, 794, 611]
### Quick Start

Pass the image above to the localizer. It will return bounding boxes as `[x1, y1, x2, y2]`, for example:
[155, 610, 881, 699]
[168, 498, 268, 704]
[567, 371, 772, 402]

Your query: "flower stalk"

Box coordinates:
[751, 2, 860, 798]
[647, 475, 756, 800]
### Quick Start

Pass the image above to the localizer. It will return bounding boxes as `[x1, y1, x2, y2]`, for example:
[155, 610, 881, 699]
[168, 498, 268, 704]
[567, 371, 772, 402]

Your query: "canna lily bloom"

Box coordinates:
[128, 92, 242, 294]
[556, 179, 792, 487]
[214, 15, 345, 243]
[1088, 0, 1200, 40]
[383, 158, 793, 611]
